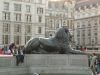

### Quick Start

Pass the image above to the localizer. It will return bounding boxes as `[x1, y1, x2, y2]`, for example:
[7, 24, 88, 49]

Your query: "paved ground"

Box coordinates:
[92, 73, 100, 75]
[91, 70, 100, 75]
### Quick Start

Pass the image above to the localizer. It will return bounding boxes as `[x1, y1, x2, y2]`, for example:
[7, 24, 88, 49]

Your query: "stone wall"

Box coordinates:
[0, 54, 92, 75]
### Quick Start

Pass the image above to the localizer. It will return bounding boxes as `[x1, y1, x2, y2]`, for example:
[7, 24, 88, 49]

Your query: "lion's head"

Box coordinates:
[55, 27, 72, 44]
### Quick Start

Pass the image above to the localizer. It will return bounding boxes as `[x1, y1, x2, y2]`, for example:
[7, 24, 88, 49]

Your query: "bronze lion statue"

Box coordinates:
[23, 27, 85, 54]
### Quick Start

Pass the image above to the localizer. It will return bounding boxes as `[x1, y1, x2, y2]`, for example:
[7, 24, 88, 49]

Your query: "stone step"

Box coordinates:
[0, 67, 91, 75]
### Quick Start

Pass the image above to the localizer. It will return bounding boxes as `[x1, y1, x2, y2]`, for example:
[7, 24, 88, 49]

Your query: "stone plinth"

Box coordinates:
[0, 54, 92, 75]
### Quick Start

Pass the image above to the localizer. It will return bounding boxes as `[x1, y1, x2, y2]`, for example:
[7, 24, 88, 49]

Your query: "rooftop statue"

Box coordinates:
[23, 27, 85, 54]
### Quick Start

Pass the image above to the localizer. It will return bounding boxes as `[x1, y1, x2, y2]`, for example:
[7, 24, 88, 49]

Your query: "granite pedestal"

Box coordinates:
[0, 54, 92, 75]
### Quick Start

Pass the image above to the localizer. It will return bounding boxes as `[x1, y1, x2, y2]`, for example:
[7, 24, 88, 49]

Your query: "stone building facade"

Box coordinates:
[45, 0, 75, 37]
[74, 0, 100, 50]
[0, 0, 46, 46]
[0, 0, 75, 46]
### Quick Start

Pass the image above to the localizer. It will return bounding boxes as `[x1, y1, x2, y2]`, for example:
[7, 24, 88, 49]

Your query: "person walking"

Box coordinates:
[19, 46, 24, 63]
[96, 56, 100, 74]
[12, 46, 20, 66]
[90, 53, 97, 75]
[13, 46, 24, 66]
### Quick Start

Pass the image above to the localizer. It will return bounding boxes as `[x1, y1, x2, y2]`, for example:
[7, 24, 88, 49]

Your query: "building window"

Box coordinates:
[83, 38, 85, 45]
[94, 27, 97, 32]
[88, 29, 91, 36]
[95, 22, 97, 25]
[14, 35, 21, 44]
[4, 2, 9, 10]
[94, 27, 98, 37]
[3, 12, 10, 20]
[88, 23, 91, 27]
[69, 20, 72, 28]
[82, 29, 85, 36]
[63, 21, 66, 26]
[26, 15, 32, 22]
[26, 5, 31, 12]
[77, 23, 80, 28]
[94, 37, 98, 44]
[77, 38, 80, 45]
[67, 20, 70, 28]
[38, 0, 42, 4]
[77, 29, 80, 37]
[14, 24, 21, 33]
[13, 0, 22, 1]
[99, 18, 100, 24]
[55, 3, 58, 9]
[38, 16, 42, 23]
[37, 7, 43, 14]
[48, 2, 52, 9]
[14, 13, 21, 21]
[14, 4, 21, 11]
[26, 36, 31, 42]
[56, 24, 59, 28]
[25, 25, 31, 33]
[49, 19, 53, 28]
[25, 0, 31, 2]
[2, 35, 10, 44]
[45, 19, 48, 27]
[89, 37, 91, 45]
[3, 23, 10, 33]
[38, 27, 42, 34]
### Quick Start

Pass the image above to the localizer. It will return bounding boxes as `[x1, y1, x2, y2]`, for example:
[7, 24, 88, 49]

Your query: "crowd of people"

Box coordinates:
[0, 43, 24, 66]
[0, 43, 24, 55]
[0, 45, 11, 55]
